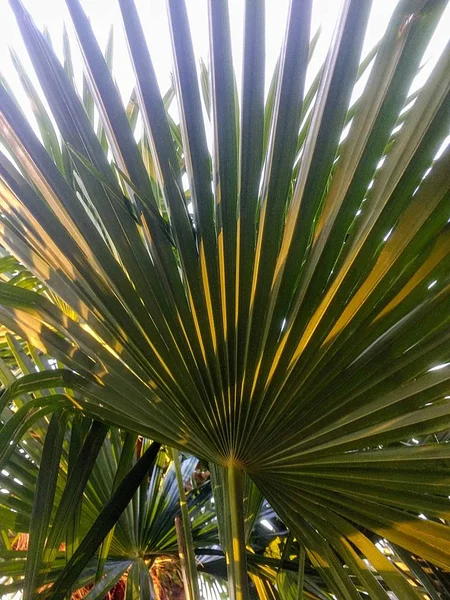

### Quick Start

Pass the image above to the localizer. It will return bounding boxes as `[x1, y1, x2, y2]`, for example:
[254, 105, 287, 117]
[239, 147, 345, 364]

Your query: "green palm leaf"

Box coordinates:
[1, 0, 450, 597]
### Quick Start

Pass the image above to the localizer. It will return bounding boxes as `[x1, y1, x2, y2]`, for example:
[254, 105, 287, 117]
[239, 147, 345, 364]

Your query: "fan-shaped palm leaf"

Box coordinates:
[1, 0, 450, 597]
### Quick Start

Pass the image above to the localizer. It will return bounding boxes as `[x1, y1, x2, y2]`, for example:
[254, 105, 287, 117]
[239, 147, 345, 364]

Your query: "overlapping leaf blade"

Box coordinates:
[0, 0, 450, 598]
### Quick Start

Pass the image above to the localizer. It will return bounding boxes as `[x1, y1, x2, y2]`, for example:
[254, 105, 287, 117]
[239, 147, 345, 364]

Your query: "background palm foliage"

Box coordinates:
[0, 0, 450, 597]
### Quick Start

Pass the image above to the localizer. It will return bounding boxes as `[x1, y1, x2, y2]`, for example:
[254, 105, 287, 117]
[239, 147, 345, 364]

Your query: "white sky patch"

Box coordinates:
[0, 0, 447, 137]
[260, 518, 275, 531]
[391, 122, 404, 136]
[383, 228, 393, 242]
[428, 363, 450, 372]
[339, 123, 351, 144]
[435, 135, 450, 160]
[422, 166, 432, 179]
[181, 172, 190, 192]
[376, 156, 386, 170]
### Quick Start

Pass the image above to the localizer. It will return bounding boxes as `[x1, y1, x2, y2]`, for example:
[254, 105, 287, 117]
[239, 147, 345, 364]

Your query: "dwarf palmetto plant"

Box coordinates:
[1, 0, 450, 597]
[0, 326, 330, 600]
[0, 288, 341, 599]
[0, 259, 364, 600]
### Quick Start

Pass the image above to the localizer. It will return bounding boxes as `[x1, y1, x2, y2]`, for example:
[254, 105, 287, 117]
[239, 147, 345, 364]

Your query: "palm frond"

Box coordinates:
[1, 0, 450, 598]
